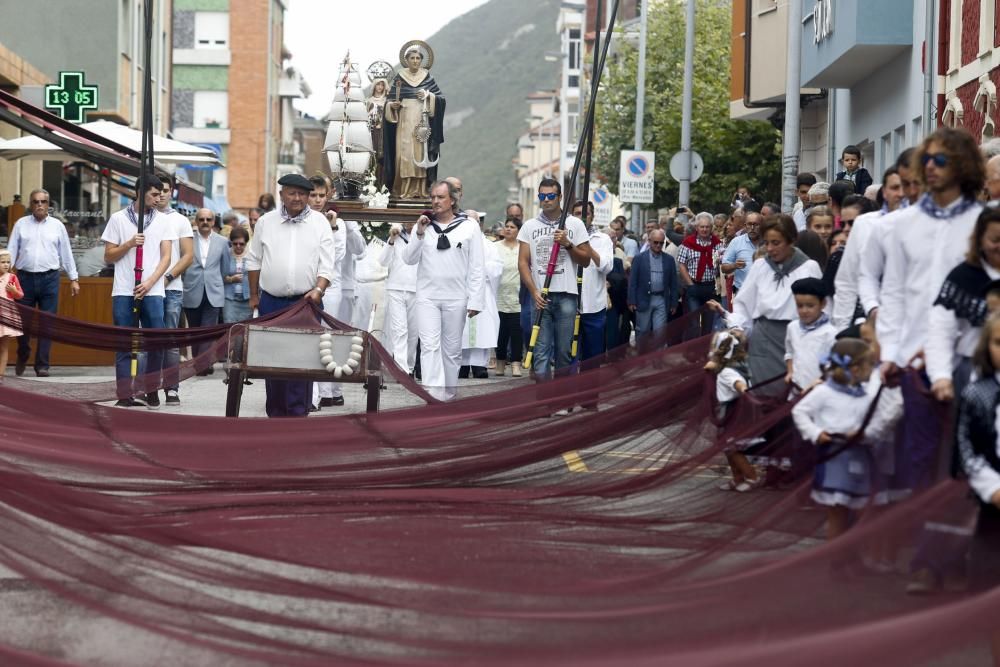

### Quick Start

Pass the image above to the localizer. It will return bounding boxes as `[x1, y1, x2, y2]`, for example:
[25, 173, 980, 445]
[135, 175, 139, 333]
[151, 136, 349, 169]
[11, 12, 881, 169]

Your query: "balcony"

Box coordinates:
[799, 0, 913, 89]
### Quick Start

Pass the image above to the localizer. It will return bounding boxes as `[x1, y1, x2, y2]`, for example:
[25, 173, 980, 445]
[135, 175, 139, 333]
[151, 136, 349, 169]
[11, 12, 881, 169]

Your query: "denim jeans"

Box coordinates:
[16, 269, 60, 371]
[531, 291, 578, 378]
[685, 282, 717, 336]
[223, 298, 252, 324]
[112, 294, 165, 399]
[162, 290, 183, 391]
[636, 295, 668, 338]
[184, 292, 222, 361]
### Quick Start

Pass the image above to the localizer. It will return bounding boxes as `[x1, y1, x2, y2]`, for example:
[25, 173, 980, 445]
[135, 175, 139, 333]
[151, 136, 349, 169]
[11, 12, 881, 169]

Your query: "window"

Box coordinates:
[195, 12, 229, 49]
[193, 91, 228, 128]
[568, 29, 581, 70]
[568, 74, 580, 89]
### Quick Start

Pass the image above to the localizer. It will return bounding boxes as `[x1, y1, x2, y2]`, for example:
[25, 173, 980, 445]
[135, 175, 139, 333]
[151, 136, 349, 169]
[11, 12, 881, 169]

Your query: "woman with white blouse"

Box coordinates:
[728, 214, 823, 386]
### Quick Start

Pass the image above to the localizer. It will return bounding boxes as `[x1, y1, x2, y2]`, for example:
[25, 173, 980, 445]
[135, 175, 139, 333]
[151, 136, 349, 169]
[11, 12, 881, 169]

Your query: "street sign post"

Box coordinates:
[618, 150, 655, 204]
[44, 71, 98, 123]
[591, 185, 612, 227]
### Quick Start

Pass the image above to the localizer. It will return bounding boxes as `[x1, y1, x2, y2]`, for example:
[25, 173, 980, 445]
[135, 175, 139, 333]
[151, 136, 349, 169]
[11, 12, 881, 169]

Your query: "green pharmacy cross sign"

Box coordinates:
[44, 71, 99, 123]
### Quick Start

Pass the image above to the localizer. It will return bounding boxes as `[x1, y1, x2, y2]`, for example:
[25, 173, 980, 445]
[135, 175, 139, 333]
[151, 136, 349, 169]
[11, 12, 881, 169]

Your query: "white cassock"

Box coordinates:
[461, 239, 501, 367]
[315, 220, 357, 403]
[354, 236, 389, 333]
[402, 214, 485, 401]
[379, 227, 419, 373]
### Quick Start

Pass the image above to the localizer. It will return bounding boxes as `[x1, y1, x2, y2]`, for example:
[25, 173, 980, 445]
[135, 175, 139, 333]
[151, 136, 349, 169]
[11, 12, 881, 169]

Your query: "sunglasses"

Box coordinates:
[921, 152, 949, 167]
[649, 241, 664, 246]
[230, 241, 246, 246]
[30, 200, 48, 205]
[537, 192, 559, 202]
[196, 217, 214, 221]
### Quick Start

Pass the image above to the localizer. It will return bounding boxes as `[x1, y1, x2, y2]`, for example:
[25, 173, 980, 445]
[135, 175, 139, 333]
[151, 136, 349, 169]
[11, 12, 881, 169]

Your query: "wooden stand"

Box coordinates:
[224, 324, 384, 417]
[326, 200, 430, 225]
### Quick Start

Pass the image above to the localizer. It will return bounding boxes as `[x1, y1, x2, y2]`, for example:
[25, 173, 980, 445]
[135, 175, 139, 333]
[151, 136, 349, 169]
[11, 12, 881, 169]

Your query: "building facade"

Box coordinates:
[171, 0, 297, 211]
[938, 0, 1000, 142]
[731, 0, 934, 182]
[0, 41, 47, 211]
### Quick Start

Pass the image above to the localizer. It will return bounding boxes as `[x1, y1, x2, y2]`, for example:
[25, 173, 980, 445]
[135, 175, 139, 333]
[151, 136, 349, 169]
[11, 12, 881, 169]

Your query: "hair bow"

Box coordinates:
[713, 332, 737, 360]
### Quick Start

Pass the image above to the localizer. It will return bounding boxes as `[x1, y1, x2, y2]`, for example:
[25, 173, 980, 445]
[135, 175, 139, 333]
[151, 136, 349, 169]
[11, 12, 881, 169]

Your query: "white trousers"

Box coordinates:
[384, 289, 418, 373]
[416, 297, 467, 401]
[315, 289, 355, 401]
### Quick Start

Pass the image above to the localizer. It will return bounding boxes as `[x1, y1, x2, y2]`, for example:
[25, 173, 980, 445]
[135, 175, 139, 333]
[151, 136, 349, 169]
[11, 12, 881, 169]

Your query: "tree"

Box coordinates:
[593, 0, 782, 214]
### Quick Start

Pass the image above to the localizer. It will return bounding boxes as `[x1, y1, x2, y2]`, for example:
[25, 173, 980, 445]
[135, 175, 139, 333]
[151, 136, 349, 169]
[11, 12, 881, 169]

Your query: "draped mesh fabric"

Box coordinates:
[0, 299, 995, 665]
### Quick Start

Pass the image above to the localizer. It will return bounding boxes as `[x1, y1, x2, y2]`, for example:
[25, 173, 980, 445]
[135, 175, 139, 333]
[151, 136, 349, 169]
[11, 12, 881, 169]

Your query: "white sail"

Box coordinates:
[327, 100, 369, 122]
[324, 121, 374, 153]
[327, 150, 371, 176]
[333, 87, 365, 103]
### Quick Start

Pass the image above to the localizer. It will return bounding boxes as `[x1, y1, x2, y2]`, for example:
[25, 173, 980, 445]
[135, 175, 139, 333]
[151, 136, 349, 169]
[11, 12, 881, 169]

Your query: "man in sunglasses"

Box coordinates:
[7, 188, 80, 378]
[517, 178, 591, 380]
[157, 177, 194, 405]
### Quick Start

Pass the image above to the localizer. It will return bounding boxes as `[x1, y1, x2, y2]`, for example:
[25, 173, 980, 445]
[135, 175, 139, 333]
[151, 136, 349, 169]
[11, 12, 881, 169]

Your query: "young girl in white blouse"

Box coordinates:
[792, 337, 901, 541]
[705, 330, 761, 492]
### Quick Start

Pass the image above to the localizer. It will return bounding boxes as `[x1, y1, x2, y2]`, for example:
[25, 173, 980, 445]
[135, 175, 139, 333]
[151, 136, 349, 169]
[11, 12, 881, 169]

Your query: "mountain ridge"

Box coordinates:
[425, 0, 560, 221]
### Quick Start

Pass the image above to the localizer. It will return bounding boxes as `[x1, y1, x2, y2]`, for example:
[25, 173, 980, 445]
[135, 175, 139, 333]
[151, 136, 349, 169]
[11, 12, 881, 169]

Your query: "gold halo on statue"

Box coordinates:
[399, 40, 434, 70]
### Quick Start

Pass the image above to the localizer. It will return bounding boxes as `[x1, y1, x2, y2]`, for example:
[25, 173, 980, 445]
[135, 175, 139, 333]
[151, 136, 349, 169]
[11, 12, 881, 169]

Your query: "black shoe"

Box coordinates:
[319, 396, 345, 407]
[471, 366, 489, 379]
[145, 392, 160, 409]
[114, 398, 145, 408]
[458, 365, 470, 379]
[196, 367, 214, 377]
[164, 390, 180, 406]
[34, 368, 50, 377]
[309, 403, 319, 413]
[243, 378, 253, 385]
[14, 361, 25, 376]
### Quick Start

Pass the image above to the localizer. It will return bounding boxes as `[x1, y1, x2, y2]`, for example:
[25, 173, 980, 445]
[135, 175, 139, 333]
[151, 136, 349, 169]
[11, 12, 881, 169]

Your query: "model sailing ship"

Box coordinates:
[323, 52, 375, 200]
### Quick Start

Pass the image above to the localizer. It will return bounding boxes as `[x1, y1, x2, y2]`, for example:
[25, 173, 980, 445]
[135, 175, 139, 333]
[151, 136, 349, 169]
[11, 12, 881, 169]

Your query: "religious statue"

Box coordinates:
[383, 40, 446, 201]
[366, 70, 390, 187]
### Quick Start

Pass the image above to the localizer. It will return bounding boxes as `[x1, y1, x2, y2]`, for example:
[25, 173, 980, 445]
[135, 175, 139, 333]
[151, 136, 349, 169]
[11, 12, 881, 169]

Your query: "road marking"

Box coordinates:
[562, 451, 589, 472]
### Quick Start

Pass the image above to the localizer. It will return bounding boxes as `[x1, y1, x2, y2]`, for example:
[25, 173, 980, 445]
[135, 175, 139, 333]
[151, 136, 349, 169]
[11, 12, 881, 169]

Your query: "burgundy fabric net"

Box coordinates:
[0, 298, 996, 665]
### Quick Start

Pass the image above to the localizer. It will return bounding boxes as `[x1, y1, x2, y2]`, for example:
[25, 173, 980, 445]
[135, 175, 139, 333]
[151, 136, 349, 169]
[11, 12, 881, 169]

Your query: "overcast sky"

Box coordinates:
[285, 0, 489, 118]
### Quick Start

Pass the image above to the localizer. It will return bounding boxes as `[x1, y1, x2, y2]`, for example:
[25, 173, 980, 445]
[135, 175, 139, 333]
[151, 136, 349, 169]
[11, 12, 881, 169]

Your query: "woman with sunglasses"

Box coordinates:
[223, 226, 252, 323]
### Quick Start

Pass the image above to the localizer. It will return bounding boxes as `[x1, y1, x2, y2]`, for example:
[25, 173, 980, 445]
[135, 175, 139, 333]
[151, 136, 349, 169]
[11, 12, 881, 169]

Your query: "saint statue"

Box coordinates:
[383, 41, 446, 200]
[366, 77, 389, 186]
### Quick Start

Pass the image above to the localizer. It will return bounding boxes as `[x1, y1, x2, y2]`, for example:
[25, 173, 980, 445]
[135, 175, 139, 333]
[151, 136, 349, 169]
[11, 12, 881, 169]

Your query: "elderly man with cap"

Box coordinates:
[246, 174, 337, 417]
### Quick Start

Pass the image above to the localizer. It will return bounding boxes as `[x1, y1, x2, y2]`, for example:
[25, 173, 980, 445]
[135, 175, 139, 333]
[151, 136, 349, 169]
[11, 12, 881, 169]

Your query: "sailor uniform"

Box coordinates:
[403, 214, 485, 400]
[379, 228, 419, 373]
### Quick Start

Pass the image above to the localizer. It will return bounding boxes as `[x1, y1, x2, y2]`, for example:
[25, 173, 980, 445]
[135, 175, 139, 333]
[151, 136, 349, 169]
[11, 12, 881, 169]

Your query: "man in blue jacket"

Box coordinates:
[627, 229, 678, 339]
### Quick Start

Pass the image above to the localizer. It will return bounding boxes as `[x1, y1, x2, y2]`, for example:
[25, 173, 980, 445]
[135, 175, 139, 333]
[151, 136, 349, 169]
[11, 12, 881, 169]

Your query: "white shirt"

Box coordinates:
[339, 220, 367, 293]
[8, 214, 79, 279]
[101, 207, 178, 298]
[581, 229, 613, 314]
[379, 229, 418, 292]
[856, 207, 907, 317]
[792, 378, 902, 445]
[326, 221, 347, 296]
[402, 215, 486, 310]
[198, 232, 211, 266]
[876, 200, 982, 366]
[784, 319, 838, 390]
[924, 262, 1000, 384]
[716, 367, 747, 403]
[831, 209, 881, 329]
[728, 256, 823, 331]
[162, 210, 194, 292]
[792, 208, 807, 231]
[517, 214, 590, 294]
[245, 208, 336, 298]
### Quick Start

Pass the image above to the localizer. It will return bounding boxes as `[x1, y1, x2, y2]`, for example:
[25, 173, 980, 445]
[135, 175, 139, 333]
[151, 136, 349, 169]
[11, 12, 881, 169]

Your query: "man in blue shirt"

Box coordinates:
[720, 211, 762, 295]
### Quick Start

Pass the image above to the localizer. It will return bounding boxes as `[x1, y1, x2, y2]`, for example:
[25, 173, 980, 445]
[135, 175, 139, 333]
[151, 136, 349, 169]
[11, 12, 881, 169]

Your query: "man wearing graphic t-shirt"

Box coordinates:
[517, 177, 591, 379]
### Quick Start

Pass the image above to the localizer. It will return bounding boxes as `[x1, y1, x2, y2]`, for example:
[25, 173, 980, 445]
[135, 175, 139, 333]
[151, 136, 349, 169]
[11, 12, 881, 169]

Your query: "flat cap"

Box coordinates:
[277, 173, 314, 191]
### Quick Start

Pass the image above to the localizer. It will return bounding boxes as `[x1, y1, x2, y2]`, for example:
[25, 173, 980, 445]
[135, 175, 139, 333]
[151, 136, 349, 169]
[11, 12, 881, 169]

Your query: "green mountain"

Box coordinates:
[427, 0, 561, 221]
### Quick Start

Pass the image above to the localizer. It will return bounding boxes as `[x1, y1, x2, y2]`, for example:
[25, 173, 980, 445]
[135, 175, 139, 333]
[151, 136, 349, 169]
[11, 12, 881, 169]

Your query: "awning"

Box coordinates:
[0, 89, 222, 173]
